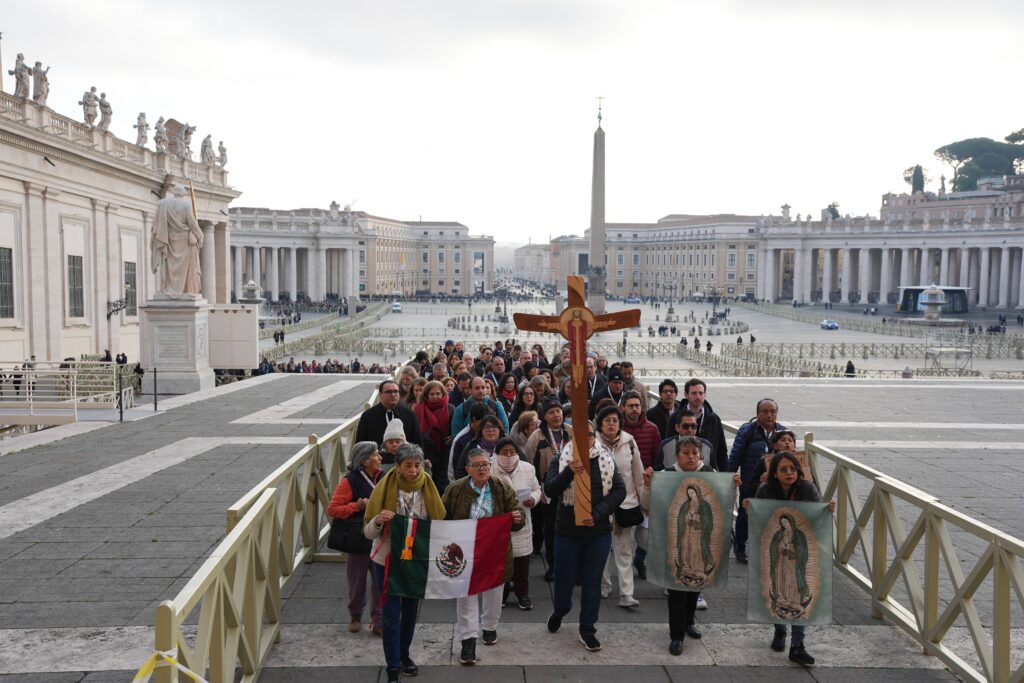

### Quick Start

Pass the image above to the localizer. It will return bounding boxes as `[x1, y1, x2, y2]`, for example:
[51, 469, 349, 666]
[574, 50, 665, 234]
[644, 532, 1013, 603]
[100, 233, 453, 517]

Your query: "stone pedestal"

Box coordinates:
[139, 296, 214, 394]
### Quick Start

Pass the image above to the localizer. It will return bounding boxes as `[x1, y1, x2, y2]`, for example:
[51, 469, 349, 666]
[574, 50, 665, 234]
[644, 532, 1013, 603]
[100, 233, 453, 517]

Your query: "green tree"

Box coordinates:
[903, 164, 928, 193]
[1006, 128, 1024, 144]
[934, 137, 1024, 191]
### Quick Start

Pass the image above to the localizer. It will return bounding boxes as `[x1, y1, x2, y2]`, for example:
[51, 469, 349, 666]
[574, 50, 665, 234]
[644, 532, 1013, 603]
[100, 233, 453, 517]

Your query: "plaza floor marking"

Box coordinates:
[785, 420, 1024, 430]
[0, 622, 967, 673]
[0, 436, 308, 541]
[708, 382, 1024, 390]
[231, 379, 368, 424]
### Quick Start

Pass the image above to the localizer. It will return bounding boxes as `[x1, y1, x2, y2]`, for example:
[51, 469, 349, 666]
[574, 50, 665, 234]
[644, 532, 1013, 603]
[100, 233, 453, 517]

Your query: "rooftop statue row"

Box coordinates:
[3, 49, 226, 168]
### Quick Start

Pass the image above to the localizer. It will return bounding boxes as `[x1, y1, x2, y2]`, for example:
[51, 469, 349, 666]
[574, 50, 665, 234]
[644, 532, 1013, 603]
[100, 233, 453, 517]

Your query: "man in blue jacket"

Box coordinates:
[726, 398, 784, 564]
[451, 376, 510, 435]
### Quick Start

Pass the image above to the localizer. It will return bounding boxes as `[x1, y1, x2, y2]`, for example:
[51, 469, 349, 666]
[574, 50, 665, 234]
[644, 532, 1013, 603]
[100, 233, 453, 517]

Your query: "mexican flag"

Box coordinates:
[387, 513, 513, 599]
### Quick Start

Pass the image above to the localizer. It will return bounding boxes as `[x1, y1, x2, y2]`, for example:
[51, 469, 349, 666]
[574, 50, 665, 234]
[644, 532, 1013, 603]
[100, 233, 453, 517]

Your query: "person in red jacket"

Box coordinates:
[621, 390, 662, 579]
[327, 441, 385, 635]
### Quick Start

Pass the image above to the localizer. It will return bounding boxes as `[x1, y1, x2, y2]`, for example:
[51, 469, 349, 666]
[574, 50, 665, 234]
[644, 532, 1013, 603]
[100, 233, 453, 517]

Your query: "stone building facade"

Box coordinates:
[513, 242, 552, 285]
[0, 91, 239, 363]
[228, 205, 494, 300]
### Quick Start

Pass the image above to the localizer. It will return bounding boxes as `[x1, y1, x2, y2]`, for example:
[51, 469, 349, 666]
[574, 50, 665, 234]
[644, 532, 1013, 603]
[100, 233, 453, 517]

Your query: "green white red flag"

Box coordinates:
[387, 513, 512, 599]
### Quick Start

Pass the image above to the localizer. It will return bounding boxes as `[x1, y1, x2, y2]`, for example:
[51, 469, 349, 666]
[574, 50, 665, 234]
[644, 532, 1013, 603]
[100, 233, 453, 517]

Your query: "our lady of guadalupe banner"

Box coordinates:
[746, 499, 833, 625]
[646, 471, 737, 592]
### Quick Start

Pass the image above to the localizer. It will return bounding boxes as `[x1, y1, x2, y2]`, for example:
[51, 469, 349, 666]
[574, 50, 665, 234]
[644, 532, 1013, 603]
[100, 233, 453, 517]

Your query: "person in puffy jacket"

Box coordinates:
[727, 398, 785, 564]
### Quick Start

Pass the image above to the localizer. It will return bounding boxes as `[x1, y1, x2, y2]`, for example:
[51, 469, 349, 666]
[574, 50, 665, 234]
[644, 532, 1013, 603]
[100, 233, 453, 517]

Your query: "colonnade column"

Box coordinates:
[347, 248, 358, 300]
[763, 248, 775, 302]
[315, 245, 327, 301]
[840, 248, 851, 304]
[978, 248, 990, 306]
[959, 247, 970, 287]
[998, 247, 1011, 308]
[822, 248, 833, 303]
[252, 246, 262, 292]
[919, 248, 930, 286]
[900, 247, 911, 289]
[858, 248, 871, 303]
[199, 221, 217, 302]
[232, 245, 243, 300]
[879, 248, 891, 305]
[288, 247, 297, 301]
[792, 247, 805, 304]
[1018, 248, 1024, 309]
[269, 247, 279, 302]
[939, 247, 950, 286]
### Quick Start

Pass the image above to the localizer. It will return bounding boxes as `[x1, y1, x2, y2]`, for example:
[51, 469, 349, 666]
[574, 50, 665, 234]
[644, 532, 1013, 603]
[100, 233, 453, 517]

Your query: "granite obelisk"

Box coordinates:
[588, 105, 607, 314]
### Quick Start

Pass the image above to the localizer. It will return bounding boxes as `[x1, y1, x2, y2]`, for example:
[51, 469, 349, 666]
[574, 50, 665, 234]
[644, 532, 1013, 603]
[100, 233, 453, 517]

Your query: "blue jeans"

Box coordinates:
[775, 623, 805, 646]
[552, 532, 613, 637]
[371, 562, 420, 673]
[734, 490, 749, 554]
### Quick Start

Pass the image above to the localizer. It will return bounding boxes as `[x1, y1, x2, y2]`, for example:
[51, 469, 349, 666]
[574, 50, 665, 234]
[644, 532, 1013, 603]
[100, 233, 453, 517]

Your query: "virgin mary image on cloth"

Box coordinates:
[672, 482, 717, 587]
[747, 500, 832, 625]
[646, 471, 735, 591]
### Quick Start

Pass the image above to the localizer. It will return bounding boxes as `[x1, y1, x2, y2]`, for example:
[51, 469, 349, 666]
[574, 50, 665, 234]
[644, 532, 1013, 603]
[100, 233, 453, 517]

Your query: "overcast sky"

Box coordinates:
[5, 1, 1023, 243]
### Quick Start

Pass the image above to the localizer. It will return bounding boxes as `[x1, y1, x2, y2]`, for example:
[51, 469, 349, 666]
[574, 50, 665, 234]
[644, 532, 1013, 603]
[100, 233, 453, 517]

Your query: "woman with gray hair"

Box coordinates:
[328, 441, 385, 635]
[364, 442, 446, 682]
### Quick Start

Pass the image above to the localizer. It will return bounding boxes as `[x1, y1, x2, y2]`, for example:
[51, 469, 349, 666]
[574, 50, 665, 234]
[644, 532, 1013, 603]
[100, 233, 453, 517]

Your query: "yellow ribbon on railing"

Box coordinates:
[132, 649, 209, 683]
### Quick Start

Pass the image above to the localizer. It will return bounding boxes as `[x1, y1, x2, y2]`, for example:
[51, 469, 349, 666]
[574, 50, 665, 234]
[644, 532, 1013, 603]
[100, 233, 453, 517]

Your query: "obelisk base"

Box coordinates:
[139, 295, 215, 395]
[588, 273, 607, 315]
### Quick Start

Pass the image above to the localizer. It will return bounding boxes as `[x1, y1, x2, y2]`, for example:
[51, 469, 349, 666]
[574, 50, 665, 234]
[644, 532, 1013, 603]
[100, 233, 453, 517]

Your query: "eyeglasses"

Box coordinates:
[468, 462, 491, 469]
[381, 389, 400, 394]
[776, 467, 798, 474]
[679, 423, 698, 430]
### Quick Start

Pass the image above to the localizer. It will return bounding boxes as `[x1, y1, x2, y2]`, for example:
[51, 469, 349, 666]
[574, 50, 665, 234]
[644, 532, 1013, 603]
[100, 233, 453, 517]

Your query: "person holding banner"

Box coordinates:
[543, 421, 626, 652]
[744, 451, 835, 666]
[442, 447, 526, 665]
[746, 430, 798, 497]
[364, 443, 447, 683]
[642, 436, 742, 655]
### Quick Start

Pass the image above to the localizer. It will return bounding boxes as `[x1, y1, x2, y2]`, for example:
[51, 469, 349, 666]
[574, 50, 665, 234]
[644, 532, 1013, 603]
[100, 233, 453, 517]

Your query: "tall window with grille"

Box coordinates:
[67, 255, 85, 317]
[124, 261, 138, 316]
[0, 247, 13, 318]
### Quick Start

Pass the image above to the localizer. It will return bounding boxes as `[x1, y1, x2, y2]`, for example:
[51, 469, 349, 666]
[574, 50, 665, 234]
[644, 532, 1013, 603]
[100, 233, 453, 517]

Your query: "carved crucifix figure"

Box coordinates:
[514, 275, 640, 524]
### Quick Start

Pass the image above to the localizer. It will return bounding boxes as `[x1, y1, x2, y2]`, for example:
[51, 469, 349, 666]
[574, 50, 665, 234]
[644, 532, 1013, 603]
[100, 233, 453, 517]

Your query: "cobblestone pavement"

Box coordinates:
[1, 369, 1017, 679]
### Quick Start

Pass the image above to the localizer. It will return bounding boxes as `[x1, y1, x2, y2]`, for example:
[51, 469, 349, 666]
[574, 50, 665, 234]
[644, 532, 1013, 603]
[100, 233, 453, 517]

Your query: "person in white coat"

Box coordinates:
[490, 437, 541, 610]
[595, 405, 646, 608]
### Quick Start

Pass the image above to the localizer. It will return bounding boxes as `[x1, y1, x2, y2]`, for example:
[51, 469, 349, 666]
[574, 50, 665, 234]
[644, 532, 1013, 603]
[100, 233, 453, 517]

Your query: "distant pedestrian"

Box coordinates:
[845, 360, 855, 377]
[705, 341, 712, 352]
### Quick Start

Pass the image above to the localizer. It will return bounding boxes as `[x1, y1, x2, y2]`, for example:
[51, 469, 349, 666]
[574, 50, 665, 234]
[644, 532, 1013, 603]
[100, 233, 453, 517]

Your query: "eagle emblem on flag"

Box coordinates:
[435, 542, 468, 578]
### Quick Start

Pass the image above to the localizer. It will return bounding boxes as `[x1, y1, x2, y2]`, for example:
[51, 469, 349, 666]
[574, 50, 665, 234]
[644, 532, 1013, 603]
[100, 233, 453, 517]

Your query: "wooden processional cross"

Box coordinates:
[514, 276, 640, 524]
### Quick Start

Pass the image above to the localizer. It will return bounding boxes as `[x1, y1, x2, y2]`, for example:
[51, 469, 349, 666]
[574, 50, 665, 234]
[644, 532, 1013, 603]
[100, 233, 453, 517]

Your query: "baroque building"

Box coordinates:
[0, 84, 238, 363]
[228, 204, 494, 299]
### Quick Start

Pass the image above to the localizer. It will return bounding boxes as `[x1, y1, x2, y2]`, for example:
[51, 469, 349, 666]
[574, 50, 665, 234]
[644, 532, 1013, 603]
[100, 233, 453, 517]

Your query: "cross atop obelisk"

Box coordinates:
[588, 101, 607, 315]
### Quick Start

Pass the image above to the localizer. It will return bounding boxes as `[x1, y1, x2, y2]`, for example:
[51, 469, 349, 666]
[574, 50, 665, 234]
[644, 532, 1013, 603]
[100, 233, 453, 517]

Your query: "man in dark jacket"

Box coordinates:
[544, 424, 626, 653]
[671, 378, 728, 472]
[646, 379, 680, 440]
[354, 378, 423, 446]
[727, 398, 784, 564]
[588, 367, 624, 418]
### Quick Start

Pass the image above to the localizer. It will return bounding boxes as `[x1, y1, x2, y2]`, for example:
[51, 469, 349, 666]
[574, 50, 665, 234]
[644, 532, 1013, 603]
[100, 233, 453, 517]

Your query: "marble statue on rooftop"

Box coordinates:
[8, 54, 30, 99]
[79, 86, 99, 126]
[217, 141, 227, 166]
[150, 184, 203, 298]
[133, 113, 149, 146]
[153, 117, 167, 153]
[177, 123, 196, 160]
[31, 62, 50, 106]
[200, 134, 215, 164]
[97, 93, 112, 132]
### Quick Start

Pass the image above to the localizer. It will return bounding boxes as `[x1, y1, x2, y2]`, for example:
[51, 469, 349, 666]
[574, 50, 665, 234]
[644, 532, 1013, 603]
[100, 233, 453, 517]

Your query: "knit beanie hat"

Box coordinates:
[382, 418, 406, 442]
[541, 397, 562, 417]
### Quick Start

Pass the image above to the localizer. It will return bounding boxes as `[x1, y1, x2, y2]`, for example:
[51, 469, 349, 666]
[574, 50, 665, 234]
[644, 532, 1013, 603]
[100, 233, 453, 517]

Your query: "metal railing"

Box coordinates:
[143, 365, 395, 681]
[258, 311, 341, 340]
[0, 361, 136, 426]
[263, 303, 390, 361]
[713, 417, 1023, 683]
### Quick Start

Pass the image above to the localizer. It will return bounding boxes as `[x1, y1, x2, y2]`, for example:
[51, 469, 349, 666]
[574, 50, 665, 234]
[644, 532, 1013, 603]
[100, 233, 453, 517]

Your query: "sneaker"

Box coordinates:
[400, 656, 418, 676]
[482, 629, 497, 645]
[547, 612, 562, 633]
[517, 596, 533, 611]
[386, 670, 400, 683]
[696, 595, 708, 610]
[459, 638, 478, 665]
[770, 631, 786, 652]
[619, 596, 640, 609]
[669, 639, 683, 656]
[348, 615, 362, 633]
[578, 633, 602, 652]
[789, 644, 815, 666]
[601, 588, 611, 598]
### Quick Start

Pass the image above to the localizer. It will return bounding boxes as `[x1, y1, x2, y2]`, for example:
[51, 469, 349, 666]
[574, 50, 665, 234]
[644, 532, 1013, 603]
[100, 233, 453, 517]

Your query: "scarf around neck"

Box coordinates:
[414, 395, 450, 450]
[363, 466, 445, 524]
